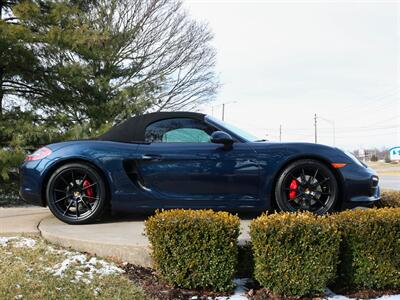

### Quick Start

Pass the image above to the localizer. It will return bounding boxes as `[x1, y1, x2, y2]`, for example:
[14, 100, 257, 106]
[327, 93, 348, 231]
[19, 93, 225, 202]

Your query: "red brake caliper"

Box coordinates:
[289, 179, 298, 199]
[83, 180, 94, 201]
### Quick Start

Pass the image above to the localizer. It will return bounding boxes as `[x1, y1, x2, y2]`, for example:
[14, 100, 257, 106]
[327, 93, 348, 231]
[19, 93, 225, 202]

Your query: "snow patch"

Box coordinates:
[15, 238, 36, 248]
[46, 251, 124, 284]
[0, 237, 9, 247]
[189, 285, 400, 300]
[93, 287, 101, 296]
[326, 289, 400, 300]
[191, 278, 249, 300]
[0, 237, 36, 248]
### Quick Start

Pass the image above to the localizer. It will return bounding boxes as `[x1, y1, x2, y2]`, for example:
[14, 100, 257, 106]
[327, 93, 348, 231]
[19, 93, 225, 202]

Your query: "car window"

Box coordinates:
[145, 118, 216, 143]
[163, 128, 211, 142]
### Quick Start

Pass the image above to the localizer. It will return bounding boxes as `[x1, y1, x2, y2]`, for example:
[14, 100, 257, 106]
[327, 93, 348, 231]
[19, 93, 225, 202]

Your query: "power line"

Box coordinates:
[361, 115, 400, 127]
[261, 123, 400, 132]
[335, 132, 398, 139]
[318, 116, 336, 146]
[338, 88, 400, 112]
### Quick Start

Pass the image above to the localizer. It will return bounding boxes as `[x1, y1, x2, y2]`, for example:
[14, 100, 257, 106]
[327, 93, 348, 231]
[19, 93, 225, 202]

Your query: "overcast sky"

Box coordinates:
[183, 0, 399, 151]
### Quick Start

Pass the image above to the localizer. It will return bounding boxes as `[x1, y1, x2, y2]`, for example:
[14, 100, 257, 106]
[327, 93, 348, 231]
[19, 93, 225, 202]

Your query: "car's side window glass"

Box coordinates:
[163, 128, 211, 143]
[145, 118, 215, 143]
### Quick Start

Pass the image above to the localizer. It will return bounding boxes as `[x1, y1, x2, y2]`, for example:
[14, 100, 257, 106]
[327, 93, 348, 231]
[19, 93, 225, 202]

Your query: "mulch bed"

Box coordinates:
[249, 289, 310, 300]
[0, 196, 28, 207]
[121, 263, 231, 300]
[0, 182, 27, 207]
[330, 285, 400, 299]
[121, 263, 400, 300]
[249, 286, 400, 300]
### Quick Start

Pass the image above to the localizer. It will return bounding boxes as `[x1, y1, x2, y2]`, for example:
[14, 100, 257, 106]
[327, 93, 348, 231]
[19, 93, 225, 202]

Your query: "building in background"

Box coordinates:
[389, 146, 400, 162]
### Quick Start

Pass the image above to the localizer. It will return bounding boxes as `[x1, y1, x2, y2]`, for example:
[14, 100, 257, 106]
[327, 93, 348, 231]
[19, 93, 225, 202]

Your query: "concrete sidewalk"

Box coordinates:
[0, 207, 51, 236]
[39, 214, 152, 267]
[0, 207, 251, 267]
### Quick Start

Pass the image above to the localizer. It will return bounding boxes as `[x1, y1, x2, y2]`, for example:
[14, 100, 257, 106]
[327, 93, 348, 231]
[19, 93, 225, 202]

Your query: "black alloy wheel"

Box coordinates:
[46, 163, 107, 224]
[275, 159, 338, 215]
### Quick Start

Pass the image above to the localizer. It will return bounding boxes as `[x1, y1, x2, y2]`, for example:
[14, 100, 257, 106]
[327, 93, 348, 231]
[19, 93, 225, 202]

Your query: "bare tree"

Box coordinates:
[86, 0, 219, 114]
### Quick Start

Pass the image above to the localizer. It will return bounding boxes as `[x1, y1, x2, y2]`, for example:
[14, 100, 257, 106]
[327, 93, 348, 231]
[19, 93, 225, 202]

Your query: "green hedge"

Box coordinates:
[145, 209, 240, 292]
[333, 208, 400, 289]
[145, 208, 400, 295]
[380, 190, 400, 208]
[250, 212, 341, 297]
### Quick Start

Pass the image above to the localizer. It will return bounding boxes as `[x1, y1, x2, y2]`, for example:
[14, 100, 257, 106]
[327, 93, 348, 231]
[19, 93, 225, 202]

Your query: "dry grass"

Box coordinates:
[0, 236, 146, 300]
[368, 161, 400, 176]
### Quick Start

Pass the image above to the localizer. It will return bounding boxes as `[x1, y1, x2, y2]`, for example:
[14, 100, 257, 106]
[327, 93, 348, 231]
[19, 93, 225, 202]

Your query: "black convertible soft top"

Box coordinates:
[98, 111, 206, 143]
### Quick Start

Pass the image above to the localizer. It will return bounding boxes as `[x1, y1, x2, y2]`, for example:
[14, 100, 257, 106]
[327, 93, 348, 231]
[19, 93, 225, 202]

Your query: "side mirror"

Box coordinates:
[211, 131, 234, 147]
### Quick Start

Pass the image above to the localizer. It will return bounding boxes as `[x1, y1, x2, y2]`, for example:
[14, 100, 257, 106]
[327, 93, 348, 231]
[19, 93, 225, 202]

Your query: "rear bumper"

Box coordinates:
[19, 188, 43, 206]
[19, 160, 48, 207]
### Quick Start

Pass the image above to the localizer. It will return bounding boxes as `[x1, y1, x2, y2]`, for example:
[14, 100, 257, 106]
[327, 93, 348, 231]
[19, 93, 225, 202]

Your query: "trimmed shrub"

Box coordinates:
[333, 208, 400, 289]
[145, 209, 240, 292]
[250, 212, 340, 297]
[380, 190, 400, 208]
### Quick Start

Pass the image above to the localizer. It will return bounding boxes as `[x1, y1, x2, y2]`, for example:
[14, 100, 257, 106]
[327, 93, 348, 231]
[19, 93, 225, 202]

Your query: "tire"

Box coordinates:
[274, 159, 338, 215]
[46, 162, 107, 224]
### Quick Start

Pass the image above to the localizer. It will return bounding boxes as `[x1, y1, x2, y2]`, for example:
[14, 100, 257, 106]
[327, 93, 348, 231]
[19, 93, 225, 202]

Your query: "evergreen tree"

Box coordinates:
[0, 0, 41, 116]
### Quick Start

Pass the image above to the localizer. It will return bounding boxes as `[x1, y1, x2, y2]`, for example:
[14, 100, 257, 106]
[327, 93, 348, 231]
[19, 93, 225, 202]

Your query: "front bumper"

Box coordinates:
[339, 163, 380, 209]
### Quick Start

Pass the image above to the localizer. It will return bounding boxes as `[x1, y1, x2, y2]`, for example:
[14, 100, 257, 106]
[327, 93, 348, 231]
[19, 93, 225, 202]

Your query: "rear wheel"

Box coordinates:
[275, 159, 338, 215]
[46, 163, 107, 224]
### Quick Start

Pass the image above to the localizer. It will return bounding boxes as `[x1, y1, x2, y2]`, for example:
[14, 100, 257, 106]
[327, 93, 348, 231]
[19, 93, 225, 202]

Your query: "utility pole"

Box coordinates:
[211, 101, 237, 121]
[314, 114, 318, 144]
[279, 124, 282, 142]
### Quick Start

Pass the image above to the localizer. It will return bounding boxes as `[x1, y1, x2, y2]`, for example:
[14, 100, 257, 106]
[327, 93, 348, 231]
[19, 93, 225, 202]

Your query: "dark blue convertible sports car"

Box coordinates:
[20, 112, 380, 224]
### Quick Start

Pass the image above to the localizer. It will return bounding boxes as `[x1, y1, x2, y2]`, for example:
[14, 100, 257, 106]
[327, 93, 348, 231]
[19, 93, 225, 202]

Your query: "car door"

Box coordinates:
[135, 117, 260, 208]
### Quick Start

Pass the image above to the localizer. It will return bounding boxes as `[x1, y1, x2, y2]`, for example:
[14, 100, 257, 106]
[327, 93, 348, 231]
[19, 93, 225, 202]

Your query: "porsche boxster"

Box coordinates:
[19, 112, 380, 224]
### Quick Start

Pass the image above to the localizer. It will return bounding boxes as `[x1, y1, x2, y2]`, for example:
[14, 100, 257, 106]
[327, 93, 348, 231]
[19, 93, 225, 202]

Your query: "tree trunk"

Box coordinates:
[0, 2, 3, 117]
[0, 67, 3, 118]
[0, 88, 3, 118]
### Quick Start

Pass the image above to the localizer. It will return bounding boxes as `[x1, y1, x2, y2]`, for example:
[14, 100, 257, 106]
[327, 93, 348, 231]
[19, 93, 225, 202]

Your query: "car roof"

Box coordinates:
[98, 111, 206, 142]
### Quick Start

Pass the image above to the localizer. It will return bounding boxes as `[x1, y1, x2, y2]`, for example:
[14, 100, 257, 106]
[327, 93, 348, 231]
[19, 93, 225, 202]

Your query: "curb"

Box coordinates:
[38, 215, 152, 267]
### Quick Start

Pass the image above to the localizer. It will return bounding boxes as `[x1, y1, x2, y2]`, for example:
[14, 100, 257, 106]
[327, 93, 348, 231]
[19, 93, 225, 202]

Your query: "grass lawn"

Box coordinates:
[368, 161, 400, 176]
[0, 236, 146, 300]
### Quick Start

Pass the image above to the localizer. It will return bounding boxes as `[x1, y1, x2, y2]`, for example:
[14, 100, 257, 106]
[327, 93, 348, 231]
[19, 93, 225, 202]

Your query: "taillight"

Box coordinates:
[25, 147, 52, 161]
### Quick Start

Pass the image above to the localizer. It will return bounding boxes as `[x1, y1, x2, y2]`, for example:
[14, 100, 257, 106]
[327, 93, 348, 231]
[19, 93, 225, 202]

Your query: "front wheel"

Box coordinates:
[46, 163, 107, 224]
[275, 159, 338, 215]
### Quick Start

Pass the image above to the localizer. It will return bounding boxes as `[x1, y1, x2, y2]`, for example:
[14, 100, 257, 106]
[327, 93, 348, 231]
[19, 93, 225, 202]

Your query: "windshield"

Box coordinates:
[205, 115, 261, 142]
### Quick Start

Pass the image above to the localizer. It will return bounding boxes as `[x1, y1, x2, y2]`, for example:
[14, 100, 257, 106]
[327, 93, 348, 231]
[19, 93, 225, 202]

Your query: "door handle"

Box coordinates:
[141, 154, 162, 161]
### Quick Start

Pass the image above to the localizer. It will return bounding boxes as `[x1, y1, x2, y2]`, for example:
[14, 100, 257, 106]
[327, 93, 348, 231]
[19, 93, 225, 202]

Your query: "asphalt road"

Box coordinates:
[380, 175, 400, 190]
